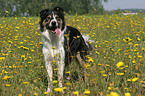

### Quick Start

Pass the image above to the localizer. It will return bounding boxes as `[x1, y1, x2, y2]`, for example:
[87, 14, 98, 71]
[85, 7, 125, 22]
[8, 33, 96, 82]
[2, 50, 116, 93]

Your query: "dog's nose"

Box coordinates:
[52, 21, 56, 26]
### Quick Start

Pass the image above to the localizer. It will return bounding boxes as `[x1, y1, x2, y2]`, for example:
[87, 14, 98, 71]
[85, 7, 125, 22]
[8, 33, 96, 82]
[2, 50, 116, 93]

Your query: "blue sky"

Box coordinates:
[102, 0, 145, 10]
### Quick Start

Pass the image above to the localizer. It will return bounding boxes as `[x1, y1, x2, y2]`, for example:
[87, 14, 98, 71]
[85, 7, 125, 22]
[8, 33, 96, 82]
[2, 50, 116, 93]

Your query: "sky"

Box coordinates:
[102, 0, 145, 11]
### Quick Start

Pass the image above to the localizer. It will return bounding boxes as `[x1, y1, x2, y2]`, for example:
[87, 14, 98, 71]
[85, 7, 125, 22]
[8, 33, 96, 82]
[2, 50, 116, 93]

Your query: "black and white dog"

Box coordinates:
[39, 6, 92, 92]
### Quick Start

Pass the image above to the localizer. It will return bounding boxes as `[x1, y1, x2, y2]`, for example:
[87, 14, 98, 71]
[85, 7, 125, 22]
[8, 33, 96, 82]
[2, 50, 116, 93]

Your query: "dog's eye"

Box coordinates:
[47, 17, 51, 19]
[55, 16, 59, 19]
[57, 18, 61, 21]
[47, 15, 51, 20]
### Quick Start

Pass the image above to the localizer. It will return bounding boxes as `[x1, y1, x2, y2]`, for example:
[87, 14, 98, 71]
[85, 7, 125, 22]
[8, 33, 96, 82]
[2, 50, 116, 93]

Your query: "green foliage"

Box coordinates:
[0, 0, 108, 16]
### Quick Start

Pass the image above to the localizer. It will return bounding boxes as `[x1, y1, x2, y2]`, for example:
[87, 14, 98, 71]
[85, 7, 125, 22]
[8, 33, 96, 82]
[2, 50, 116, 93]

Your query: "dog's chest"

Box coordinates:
[41, 30, 64, 56]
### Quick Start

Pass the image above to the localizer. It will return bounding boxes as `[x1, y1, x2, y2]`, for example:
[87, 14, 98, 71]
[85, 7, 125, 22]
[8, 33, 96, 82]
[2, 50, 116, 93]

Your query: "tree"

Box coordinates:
[0, 0, 108, 16]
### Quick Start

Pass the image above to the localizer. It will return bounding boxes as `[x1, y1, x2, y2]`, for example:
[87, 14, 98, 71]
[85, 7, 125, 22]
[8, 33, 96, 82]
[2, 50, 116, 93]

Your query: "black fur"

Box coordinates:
[64, 26, 89, 65]
[39, 6, 89, 65]
[39, 6, 65, 32]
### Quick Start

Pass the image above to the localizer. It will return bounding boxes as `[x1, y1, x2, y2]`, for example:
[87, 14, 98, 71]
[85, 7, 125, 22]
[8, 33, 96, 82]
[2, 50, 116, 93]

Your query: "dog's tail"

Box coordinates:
[82, 35, 95, 50]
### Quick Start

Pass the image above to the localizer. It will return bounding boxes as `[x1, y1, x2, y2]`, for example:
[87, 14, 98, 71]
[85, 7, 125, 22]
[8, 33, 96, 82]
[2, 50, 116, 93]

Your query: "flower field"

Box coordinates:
[0, 14, 145, 96]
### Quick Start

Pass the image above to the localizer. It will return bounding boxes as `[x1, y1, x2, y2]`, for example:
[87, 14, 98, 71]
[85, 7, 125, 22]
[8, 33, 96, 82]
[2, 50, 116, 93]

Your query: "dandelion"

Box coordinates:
[66, 71, 70, 73]
[34, 93, 38, 95]
[23, 82, 29, 86]
[0, 57, 5, 61]
[132, 60, 136, 63]
[21, 55, 25, 58]
[39, 42, 43, 44]
[125, 92, 131, 96]
[127, 79, 132, 81]
[54, 87, 62, 92]
[5, 11, 8, 13]
[18, 94, 22, 96]
[103, 74, 107, 77]
[52, 47, 56, 49]
[65, 82, 71, 85]
[108, 87, 112, 90]
[31, 49, 34, 52]
[117, 73, 124, 75]
[88, 57, 94, 62]
[5, 84, 11, 87]
[110, 92, 119, 96]
[132, 77, 138, 82]
[16, 27, 20, 29]
[73, 91, 79, 95]
[99, 71, 105, 73]
[44, 92, 48, 94]
[84, 89, 90, 94]
[96, 51, 99, 54]
[53, 80, 58, 83]
[2, 76, 10, 80]
[63, 87, 67, 89]
[116, 61, 124, 68]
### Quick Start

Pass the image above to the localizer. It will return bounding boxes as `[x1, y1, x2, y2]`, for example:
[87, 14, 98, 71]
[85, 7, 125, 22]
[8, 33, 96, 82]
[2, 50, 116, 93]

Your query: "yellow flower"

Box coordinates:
[34, 87, 37, 90]
[84, 90, 90, 94]
[21, 55, 25, 58]
[5, 11, 8, 13]
[31, 49, 34, 52]
[132, 77, 138, 82]
[73, 91, 79, 95]
[99, 71, 105, 73]
[66, 71, 70, 73]
[34, 93, 38, 95]
[77, 36, 80, 38]
[132, 60, 136, 63]
[18, 94, 22, 96]
[127, 79, 132, 81]
[110, 92, 119, 96]
[16, 27, 19, 29]
[5, 84, 11, 87]
[125, 92, 131, 96]
[116, 61, 124, 68]
[88, 57, 94, 62]
[65, 82, 71, 85]
[108, 87, 112, 90]
[63, 87, 67, 89]
[103, 74, 107, 77]
[54, 88, 62, 92]
[52, 47, 56, 49]
[43, 92, 48, 94]
[39, 42, 43, 44]
[117, 73, 124, 75]
[0, 57, 5, 60]
[2, 76, 10, 80]
[53, 80, 58, 83]
[141, 81, 145, 83]
[23, 82, 29, 86]
[96, 51, 100, 54]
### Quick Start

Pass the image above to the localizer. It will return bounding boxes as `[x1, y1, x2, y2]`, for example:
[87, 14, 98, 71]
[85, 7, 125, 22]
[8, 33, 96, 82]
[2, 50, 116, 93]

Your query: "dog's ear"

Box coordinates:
[39, 8, 49, 18]
[53, 6, 64, 14]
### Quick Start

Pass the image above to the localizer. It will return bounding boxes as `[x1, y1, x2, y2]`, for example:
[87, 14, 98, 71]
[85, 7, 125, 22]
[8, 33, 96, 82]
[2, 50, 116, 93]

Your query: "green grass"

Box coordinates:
[0, 14, 145, 96]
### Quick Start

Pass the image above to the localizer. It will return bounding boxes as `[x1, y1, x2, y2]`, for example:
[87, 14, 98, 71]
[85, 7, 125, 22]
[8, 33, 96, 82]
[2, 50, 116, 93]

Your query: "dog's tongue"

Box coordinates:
[55, 28, 60, 37]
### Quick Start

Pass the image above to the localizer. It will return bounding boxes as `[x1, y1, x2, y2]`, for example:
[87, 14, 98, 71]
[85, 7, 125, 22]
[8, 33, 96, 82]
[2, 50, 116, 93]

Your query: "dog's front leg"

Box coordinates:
[45, 61, 53, 92]
[58, 50, 65, 90]
[58, 62, 64, 88]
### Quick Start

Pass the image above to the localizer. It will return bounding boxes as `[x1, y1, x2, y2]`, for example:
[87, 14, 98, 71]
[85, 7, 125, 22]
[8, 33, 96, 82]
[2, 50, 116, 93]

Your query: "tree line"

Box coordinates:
[0, 0, 108, 17]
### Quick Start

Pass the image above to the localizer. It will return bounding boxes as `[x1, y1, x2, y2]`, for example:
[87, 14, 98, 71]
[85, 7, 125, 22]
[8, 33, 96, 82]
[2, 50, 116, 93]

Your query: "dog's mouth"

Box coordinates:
[50, 27, 60, 37]
[50, 27, 57, 33]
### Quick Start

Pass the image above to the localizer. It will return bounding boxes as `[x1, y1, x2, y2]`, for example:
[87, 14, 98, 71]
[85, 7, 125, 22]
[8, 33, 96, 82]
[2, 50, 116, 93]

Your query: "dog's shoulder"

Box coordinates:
[65, 26, 81, 37]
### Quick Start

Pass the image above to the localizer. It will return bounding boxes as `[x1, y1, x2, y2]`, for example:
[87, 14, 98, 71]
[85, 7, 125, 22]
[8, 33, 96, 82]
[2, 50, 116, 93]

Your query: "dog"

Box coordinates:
[39, 6, 92, 92]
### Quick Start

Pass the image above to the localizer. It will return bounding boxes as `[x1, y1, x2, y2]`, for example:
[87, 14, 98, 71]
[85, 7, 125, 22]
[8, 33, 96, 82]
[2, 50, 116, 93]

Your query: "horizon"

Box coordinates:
[102, 0, 145, 11]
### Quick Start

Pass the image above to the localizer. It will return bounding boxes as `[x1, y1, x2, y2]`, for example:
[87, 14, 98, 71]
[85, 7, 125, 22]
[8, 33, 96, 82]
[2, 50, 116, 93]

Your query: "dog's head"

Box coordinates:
[39, 6, 65, 35]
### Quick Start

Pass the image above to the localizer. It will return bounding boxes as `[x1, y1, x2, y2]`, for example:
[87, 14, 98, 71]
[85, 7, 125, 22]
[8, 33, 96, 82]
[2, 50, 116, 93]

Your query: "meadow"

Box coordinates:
[0, 14, 145, 96]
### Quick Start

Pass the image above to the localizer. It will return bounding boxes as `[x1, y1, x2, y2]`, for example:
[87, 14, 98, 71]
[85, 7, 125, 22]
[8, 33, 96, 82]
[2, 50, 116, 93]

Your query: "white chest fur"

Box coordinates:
[41, 29, 65, 60]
